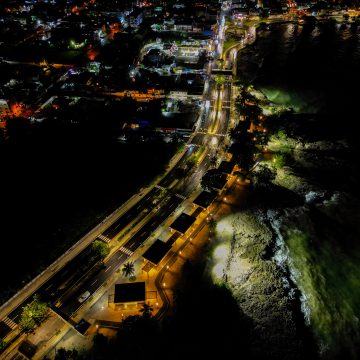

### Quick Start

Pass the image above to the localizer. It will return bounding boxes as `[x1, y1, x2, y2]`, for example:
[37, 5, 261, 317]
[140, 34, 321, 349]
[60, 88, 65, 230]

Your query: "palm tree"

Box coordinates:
[208, 218, 217, 233]
[122, 262, 135, 278]
[139, 302, 153, 318]
[210, 156, 217, 168]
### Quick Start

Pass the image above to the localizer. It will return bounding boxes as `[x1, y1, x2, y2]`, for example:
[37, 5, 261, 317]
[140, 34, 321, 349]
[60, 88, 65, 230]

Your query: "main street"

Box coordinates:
[56, 7, 232, 321]
[0, 2, 234, 358]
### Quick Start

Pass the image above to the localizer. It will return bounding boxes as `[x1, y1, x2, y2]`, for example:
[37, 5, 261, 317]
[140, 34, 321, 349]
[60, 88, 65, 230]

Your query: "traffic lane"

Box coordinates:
[218, 108, 230, 136]
[176, 154, 211, 197]
[159, 146, 195, 188]
[11, 189, 162, 317]
[3, 166, 161, 326]
[1, 10, 226, 340]
[123, 196, 183, 251]
[180, 160, 211, 197]
[102, 187, 161, 239]
[6, 186, 161, 324]
[51, 188, 181, 315]
[40, 247, 99, 301]
[171, 159, 203, 193]
[223, 83, 231, 101]
[52, 141, 204, 315]
[6, 243, 95, 323]
[161, 146, 195, 185]
[61, 197, 182, 316]
[59, 251, 129, 316]
[59, 196, 183, 316]
[191, 134, 206, 145]
[20, 26, 223, 323]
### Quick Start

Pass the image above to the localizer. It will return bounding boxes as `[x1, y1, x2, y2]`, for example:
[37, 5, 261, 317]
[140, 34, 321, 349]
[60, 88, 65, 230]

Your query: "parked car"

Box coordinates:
[77, 291, 91, 303]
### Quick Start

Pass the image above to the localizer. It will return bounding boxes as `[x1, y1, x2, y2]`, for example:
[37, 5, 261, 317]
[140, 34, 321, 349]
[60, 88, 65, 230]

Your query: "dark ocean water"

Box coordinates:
[238, 20, 360, 118]
[237, 19, 360, 358]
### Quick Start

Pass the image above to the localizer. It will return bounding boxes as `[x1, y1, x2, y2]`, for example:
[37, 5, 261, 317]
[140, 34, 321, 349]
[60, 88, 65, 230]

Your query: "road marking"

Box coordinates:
[119, 247, 133, 256]
[91, 279, 98, 286]
[104, 265, 113, 273]
[175, 193, 186, 200]
[98, 234, 112, 243]
[2, 316, 18, 329]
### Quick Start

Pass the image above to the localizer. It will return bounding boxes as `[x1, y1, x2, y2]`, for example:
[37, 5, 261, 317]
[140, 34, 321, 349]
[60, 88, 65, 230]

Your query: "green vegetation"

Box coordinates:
[253, 164, 275, 187]
[175, 141, 185, 154]
[223, 38, 239, 54]
[272, 153, 286, 169]
[268, 130, 294, 154]
[186, 146, 204, 167]
[214, 74, 226, 85]
[213, 212, 306, 358]
[229, 124, 257, 172]
[285, 227, 360, 358]
[122, 262, 135, 278]
[215, 58, 224, 69]
[92, 240, 110, 259]
[249, 81, 360, 357]
[19, 295, 49, 333]
[139, 303, 153, 319]
[54, 348, 85, 360]
[208, 218, 217, 233]
[0, 339, 7, 352]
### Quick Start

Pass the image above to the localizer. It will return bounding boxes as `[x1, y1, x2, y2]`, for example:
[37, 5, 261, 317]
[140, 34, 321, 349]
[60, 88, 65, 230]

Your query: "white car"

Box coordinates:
[77, 291, 91, 303]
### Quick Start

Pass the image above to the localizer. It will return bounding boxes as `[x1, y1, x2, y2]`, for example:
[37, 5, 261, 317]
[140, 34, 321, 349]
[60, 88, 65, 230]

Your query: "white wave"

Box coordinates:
[267, 209, 311, 325]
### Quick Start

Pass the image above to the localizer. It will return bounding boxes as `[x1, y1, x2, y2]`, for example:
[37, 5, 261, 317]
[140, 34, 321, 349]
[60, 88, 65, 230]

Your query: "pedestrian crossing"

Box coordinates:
[97, 234, 112, 243]
[195, 131, 226, 137]
[2, 316, 18, 330]
[175, 193, 186, 200]
[119, 247, 133, 257]
[11, 353, 27, 360]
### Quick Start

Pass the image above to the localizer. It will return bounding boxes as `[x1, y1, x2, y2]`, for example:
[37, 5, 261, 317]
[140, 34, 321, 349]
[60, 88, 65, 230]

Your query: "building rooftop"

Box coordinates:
[170, 213, 196, 234]
[114, 282, 146, 304]
[218, 161, 235, 175]
[142, 239, 172, 265]
[193, 190, 218, 208]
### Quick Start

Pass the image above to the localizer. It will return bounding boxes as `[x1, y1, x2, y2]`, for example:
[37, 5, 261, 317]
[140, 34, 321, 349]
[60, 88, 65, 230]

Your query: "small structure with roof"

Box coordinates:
[169, 213, 196, 234]
[142, 239, 172, 266]
[218, 161, 235, 175]
[193, 190, 218, 209]
[202, 169, 229, 191]
[112, 282, 146, 310]
[167, 232, 181, 246]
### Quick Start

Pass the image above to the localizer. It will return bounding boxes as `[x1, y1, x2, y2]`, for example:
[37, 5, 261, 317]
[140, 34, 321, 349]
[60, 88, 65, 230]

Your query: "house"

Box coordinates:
[112, 282, 146, 310]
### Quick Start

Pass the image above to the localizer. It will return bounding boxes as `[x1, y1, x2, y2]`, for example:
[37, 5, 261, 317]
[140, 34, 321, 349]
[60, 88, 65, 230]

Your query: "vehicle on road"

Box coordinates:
[77, 291, 91, 303]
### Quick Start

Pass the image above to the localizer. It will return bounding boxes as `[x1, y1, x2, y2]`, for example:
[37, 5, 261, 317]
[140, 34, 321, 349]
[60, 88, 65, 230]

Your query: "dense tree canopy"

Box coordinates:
[19, 295, 49, 333]
[92, 240, 110, 260]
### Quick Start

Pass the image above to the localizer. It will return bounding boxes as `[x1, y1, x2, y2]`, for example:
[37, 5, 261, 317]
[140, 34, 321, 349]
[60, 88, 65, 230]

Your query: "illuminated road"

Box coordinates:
[0, 3, 233, 356]
[58, 2, 232, 316]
